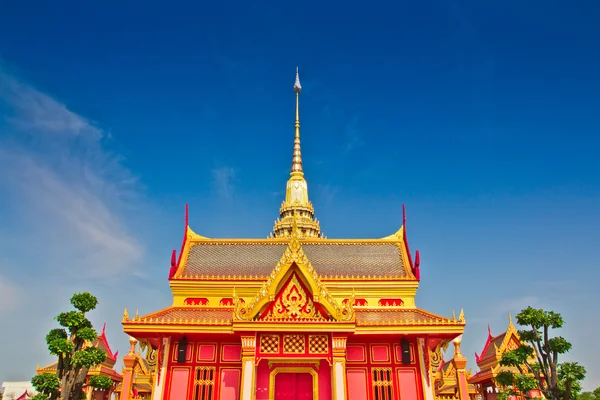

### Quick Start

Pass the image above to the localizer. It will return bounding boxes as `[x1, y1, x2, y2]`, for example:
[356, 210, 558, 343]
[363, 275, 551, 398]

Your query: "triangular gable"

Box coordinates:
[496, 314, 521, 353]
[233, 218, 353, 322]
[255, 268, 330, 321]
[89, 323, 116, 359]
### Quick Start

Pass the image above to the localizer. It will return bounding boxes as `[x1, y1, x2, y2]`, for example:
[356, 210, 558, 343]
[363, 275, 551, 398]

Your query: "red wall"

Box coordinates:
[163, 336, 243, 400]
[345, 338, 424, 400]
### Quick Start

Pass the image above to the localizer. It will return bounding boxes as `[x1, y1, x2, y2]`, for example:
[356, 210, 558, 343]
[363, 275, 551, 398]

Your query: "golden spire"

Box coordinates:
[270, 67, 324, 240]
[292, 67, 303, 175]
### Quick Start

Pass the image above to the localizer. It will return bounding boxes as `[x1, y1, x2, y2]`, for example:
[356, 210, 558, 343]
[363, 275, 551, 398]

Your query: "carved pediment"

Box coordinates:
[258, 271, 329, 321]
[233, 217, 353, 322]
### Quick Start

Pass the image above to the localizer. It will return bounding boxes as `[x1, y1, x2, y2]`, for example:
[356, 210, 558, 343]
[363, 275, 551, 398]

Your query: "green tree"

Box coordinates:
[30, 292, 114, 400]
[496, 307, 586, 400]
[578, 387, 600, 400]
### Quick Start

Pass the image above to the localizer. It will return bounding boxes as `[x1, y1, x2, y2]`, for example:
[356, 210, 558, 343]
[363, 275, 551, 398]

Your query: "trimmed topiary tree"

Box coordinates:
[31, 292, 113, 400]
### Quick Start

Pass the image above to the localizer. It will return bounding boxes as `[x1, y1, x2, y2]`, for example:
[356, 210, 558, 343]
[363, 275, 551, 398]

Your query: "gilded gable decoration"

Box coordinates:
[272, 274, 320, 320]
[233, 218, 350, 322]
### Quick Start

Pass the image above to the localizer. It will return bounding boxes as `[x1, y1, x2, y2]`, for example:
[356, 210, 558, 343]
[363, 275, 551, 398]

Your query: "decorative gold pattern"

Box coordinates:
[260, 335, 279, 354]
[194, 367, 216, 386]
[272, 274, 319, 320]
[331, 336, 347, 356]
[138, 338, 158, 373]
[308, 335, 328, 354]
[283, 335, 305, 354]
[268, 359, 320, 369]
[234, 224, 351, 323]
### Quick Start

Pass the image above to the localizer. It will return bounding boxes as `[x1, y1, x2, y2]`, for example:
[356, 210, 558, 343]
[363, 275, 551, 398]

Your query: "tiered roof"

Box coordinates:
[122, 69, 464, 342]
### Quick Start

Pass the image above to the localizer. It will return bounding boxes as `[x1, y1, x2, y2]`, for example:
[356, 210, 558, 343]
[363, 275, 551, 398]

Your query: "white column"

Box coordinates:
[417, 338, 435, 400]
[153, 337, 171, 400]
[240, 335, 257, 400]
[331, 336, 347, 400]
[333, 358, 347, 400]
[241, 358, 256, 400]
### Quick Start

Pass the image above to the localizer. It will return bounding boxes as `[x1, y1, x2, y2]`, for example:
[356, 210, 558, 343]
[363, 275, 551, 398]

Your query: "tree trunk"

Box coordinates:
[70, 366, 90, 400]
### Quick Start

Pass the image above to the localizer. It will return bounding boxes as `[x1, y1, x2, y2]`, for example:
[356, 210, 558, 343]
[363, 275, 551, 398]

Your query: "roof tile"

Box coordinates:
[180, 241, 407, 279]
[355, 308, 461, 326]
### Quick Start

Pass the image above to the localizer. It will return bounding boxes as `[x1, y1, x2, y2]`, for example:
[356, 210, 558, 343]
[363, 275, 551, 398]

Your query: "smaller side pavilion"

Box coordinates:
[468, 315, 541, 400]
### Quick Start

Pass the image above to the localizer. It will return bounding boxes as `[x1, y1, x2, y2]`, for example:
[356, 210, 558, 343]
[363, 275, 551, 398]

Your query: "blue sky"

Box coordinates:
[1, 0, 599, 390]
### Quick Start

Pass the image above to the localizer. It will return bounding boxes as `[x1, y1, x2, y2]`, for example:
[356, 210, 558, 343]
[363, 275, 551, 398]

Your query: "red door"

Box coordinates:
[274, 373, 314, 400]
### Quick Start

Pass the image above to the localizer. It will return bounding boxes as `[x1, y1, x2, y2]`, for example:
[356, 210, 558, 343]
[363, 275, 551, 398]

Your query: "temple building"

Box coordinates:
[468, 315, 541, 400]
[36, 324, 122, 400]
[122, 69, 470, 400]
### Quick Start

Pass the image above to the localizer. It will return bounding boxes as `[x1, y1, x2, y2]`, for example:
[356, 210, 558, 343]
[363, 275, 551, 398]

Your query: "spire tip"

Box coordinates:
[294, 67, 302, 93]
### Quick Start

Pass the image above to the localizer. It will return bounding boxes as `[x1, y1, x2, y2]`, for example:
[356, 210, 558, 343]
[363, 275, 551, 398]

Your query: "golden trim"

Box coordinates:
[346, 344, 367, 364]
[370, 344, 391, 363]
[268, 367, 319, 400]
[267, 359, 320, 368]
[220, 343, 243, 363]
[195, 342, 217, 363]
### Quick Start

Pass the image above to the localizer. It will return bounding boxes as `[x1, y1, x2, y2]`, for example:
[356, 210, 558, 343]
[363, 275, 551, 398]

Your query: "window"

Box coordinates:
[193, 367, 216, 400]
[372, 367, 393, 400]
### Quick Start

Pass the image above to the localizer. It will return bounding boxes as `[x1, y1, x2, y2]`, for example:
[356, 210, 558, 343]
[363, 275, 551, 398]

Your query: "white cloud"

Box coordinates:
[211, 166, 236, 200]
[0, 69, 155, 382]
[0, 73, 102, 139]
[0, 72, 144, 279]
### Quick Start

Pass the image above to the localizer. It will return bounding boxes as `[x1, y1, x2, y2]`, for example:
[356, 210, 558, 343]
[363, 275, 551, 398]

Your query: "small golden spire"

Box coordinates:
[292, 66, 303, 175]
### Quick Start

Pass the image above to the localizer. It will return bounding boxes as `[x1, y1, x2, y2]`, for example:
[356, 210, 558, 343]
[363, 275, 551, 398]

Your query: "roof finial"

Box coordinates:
[291, 67, 303, 175]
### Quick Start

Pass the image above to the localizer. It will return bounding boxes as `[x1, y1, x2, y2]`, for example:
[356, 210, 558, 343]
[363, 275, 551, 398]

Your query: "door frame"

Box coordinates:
[269, 367, 319, 400]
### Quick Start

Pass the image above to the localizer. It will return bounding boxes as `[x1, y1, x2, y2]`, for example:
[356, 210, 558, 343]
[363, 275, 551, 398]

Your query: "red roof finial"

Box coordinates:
[169, 249, 178, 279]
[170, 204, 190, 280]
[185, 203, 189, 232]
[401, 204, 414, 270]
[414, 250, 421, 280]
[101, 322, 106, 335]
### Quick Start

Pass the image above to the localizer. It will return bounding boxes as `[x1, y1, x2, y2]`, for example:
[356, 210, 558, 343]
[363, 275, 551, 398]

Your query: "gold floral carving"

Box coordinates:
[273, 275, 319, 320]
[233, 220, 352, 322]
